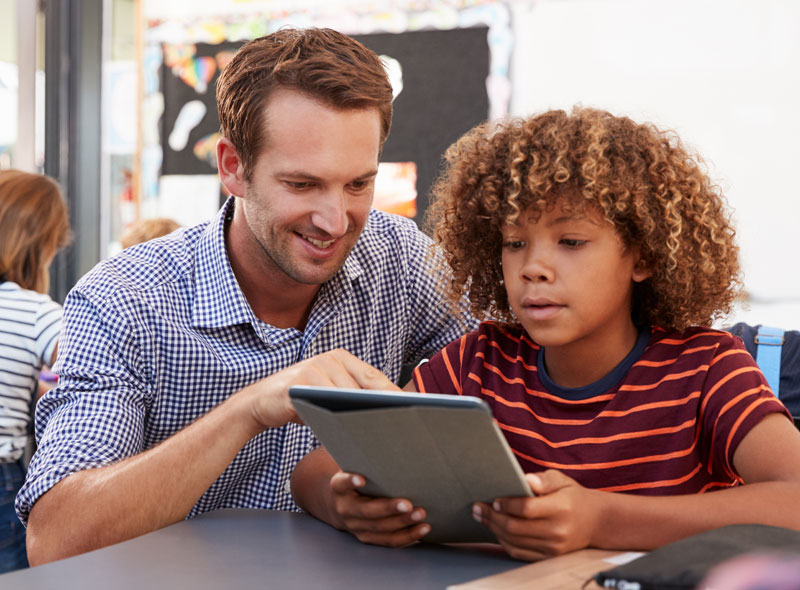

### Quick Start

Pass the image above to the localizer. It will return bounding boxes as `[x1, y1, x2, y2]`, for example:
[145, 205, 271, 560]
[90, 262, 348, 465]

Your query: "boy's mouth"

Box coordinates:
[520, 298, 565, 320]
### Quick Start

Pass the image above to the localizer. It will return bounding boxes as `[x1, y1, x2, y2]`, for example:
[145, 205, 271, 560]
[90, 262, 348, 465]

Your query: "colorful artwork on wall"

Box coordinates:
[144, 1, 514, 224]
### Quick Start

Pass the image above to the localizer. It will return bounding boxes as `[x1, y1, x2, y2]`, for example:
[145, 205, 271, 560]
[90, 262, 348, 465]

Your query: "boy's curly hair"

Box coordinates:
[426, 107, 742, 330]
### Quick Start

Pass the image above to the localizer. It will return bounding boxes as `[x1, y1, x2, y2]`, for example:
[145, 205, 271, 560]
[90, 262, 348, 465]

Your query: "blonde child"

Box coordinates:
[0, 170, 70, 572]
[120, 217, 180, 249]
[291, 107, 800, 559]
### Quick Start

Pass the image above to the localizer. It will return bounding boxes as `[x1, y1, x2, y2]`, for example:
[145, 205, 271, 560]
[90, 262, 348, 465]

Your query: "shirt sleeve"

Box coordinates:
[396, 220, 479, 365]
[33, 297, 62, 366]
[700, 333, 792, 481]
[413, 333, 473, 395]
[16, 286, 151, 526]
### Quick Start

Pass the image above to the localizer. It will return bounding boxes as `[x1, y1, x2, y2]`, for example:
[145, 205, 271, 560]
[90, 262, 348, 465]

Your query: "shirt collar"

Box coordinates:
[192, 197, 255, 328]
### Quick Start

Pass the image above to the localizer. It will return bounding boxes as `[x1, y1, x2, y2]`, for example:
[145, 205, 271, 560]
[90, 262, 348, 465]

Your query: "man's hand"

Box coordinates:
[27, 349, 398, 565]
[327, 471, 431, 547]
[472, 470, 603, 561]
[242, 348, 397, 432]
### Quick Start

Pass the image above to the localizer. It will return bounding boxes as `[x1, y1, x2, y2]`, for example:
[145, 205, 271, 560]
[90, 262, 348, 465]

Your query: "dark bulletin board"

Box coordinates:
[159, 27, 490, 224]
[354, 27, 490, 224]
[159, 41, 240, 177]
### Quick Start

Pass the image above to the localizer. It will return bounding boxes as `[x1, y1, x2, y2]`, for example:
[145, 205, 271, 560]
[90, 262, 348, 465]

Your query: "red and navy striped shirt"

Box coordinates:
[413, 321, 791, 495]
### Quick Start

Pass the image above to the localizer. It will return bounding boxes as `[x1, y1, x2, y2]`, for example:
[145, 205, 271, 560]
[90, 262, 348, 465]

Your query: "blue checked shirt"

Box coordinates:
[16, 198, 476, 524]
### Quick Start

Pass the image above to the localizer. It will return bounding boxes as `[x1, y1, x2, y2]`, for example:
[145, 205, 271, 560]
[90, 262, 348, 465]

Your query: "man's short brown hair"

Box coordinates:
[216, 27, 394, 181]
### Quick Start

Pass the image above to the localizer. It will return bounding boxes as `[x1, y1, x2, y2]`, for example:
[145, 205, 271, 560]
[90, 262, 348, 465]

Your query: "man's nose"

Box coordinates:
[310, 190, 349, 237]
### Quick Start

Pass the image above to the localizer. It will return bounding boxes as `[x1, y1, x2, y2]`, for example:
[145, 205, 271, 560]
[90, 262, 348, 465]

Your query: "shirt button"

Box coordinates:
[284, 479, 292, 495]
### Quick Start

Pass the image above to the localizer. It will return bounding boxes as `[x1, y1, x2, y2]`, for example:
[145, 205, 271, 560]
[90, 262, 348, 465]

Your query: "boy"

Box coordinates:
[291, 107, 800, 560]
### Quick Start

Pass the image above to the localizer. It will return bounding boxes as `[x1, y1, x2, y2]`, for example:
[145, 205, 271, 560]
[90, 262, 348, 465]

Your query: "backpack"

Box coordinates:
[726, 323, 800, 419]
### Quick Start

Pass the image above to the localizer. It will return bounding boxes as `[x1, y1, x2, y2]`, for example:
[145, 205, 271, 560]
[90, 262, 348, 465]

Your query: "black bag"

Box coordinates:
[726, 323, 800, 418]
[593, 524, 800, 590]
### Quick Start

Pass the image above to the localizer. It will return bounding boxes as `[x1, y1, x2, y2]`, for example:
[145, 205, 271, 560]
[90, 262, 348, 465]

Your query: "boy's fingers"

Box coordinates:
[353, 523, 431, 548]
[341, 495, 426, 521]
[475, 507, 556, 557]
[330, 471, 365, 492]
[488, 470, 576, 516]
[343, 510, 427, 534]
[525, 470, 572, 495]
[496, 540, 551, 562]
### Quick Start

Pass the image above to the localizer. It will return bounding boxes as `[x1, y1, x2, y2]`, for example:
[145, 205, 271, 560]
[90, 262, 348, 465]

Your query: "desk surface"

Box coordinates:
[0, 509, 525, 589]
[1, 509, 622, 589]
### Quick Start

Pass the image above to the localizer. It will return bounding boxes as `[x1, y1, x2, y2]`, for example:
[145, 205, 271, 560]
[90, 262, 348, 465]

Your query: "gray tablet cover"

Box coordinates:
[290, 386, 532, 543]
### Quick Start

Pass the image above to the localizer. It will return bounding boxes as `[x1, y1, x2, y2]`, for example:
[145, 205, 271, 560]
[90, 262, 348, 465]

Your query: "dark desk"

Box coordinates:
[0, 509, 524, 589]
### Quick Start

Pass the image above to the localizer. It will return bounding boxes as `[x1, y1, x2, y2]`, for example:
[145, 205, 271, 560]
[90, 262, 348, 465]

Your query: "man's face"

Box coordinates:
[239, 88, 381, 286]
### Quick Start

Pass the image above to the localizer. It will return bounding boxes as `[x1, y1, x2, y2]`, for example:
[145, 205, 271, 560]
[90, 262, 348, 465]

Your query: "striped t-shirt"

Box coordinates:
[413, 321, 790, 495]
[0, 281, 61, 462]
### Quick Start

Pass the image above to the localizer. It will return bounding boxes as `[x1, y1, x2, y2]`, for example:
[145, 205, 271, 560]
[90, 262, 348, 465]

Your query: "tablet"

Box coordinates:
[290, 385, 491, 412]
[289, 385, 533, 544]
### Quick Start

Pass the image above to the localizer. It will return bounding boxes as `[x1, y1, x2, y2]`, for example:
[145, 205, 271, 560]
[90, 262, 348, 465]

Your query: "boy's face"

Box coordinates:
[500, 201, 649, 363]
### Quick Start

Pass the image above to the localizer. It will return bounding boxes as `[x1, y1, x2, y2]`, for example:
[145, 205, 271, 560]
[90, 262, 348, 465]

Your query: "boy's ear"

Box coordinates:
[632, 256, 651, 283]
[217, 137, 247, 198]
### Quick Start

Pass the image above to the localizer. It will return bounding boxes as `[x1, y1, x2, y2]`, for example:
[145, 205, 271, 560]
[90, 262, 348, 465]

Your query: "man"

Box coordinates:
[18, 28, 474, 564]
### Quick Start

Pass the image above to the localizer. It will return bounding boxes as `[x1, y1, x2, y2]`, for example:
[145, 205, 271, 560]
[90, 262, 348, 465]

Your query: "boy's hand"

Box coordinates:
[472, 470, 603, 561]
[329, 471, 431, 547]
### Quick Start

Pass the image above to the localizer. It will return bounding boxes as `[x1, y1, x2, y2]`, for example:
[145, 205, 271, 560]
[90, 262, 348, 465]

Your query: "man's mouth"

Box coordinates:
[301, 234, 336, 249]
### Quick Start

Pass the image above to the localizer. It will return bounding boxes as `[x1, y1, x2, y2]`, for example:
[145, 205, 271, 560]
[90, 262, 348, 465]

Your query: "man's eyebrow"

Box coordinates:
[277, 169, 379, 182]
[352, 169, 379, 181]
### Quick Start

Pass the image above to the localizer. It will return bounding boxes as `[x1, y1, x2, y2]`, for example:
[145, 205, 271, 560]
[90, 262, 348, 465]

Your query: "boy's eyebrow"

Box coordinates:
[546, 214, 599, 228]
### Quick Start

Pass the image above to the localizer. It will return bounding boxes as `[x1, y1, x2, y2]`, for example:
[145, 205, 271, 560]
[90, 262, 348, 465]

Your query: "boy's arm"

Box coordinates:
[477, 413, 800, 561]
[290, 377, 430, 545]
[291, 447, 430, 546]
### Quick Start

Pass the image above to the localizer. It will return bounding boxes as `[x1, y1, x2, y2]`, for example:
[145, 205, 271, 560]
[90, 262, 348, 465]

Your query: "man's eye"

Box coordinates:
[349, 180, 371, 191]
[287, 182, 314, 190]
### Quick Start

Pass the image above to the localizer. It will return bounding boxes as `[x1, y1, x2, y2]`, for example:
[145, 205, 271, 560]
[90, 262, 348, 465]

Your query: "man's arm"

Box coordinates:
[26, 349, 396, 565]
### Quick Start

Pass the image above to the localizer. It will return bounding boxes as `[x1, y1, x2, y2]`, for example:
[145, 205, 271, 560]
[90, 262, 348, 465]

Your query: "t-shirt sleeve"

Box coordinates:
[700, 333, 792, 481]
[16, 287, 150, 526]
[412, 333, 473, 395]
[33, 297, 62, 366]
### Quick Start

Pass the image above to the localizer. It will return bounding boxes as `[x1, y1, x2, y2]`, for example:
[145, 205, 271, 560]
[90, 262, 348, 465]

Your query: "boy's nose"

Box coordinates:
[520, 253, 555, 282]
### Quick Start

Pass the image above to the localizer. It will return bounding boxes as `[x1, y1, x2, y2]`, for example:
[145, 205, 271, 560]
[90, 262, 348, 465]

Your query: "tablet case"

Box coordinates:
[593, 524, 800, 590]
[289, 386, 532, 543]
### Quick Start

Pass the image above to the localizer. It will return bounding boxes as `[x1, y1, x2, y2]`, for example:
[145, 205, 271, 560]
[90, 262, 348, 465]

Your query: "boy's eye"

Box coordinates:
[502, 240, 525, 250]
[560, 238, 587, 248]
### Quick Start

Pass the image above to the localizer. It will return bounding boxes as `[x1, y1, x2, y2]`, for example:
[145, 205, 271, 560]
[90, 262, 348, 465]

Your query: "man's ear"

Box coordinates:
[217, 136, 247, 198]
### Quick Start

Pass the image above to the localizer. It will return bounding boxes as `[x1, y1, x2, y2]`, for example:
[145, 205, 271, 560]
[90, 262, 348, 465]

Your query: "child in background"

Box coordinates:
[119, 217, 180, 249]
[0, 170, 70, 573]
[291, 107, 800, 559]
